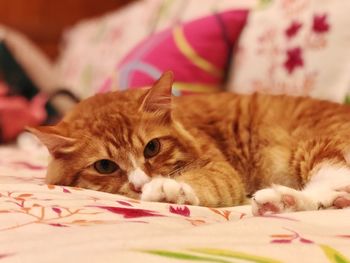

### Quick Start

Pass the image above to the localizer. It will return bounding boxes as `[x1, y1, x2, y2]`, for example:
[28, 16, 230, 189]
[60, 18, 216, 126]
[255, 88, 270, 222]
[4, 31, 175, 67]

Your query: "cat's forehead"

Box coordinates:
[64, 89, 168, 149]
[69, 109, 140, 144]
[66, 89, 145, 120]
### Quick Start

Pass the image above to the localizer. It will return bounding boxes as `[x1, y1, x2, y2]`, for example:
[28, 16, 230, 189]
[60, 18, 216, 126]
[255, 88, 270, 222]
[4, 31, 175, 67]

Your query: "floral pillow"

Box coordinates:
[101, 10, 248, 96]
[228, 0, 350, 103]
[55, 0, 256, 98]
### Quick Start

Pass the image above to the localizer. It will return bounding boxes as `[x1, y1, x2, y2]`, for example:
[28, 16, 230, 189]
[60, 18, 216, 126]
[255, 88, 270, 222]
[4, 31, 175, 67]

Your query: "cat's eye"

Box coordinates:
[144, 138, 161, 159]
[93, 159, 119, 174]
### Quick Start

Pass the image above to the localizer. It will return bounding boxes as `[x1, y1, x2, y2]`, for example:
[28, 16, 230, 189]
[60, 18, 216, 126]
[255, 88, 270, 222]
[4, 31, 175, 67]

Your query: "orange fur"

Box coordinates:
[29, 72, 350, 207]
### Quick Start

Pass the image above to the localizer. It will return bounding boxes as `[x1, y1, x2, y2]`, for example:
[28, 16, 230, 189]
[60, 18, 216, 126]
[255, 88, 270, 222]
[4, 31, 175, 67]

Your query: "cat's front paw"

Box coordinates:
[141, 177, 199, 205]
[251, 185, 315, 216]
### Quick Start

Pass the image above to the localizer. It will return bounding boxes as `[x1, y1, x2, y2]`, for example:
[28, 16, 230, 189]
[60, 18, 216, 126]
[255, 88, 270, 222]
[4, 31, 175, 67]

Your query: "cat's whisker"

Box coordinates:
[166, 159, 198, 177]
[80, 134, 95, 140]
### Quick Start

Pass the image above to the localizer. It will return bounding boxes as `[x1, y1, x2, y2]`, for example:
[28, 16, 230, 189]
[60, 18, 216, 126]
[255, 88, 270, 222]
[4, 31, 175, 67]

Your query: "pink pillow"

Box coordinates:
[101, 10, 248, 95]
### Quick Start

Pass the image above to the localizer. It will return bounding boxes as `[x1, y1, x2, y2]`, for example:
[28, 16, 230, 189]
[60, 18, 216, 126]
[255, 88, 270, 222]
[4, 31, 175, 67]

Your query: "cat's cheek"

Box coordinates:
[45, 160, 68, 185]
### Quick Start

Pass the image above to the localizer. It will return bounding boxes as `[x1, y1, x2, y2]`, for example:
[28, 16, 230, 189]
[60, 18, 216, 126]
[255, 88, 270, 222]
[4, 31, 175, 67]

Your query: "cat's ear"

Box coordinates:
[26, 125, 76, 157]
[139, 71, 174, 114]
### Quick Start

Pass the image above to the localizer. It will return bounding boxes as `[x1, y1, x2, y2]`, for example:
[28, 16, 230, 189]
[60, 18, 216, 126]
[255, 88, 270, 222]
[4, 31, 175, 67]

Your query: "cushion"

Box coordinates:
[55, 0, 255, 98]
[227, 0, 350, 103]
[108, 10, 248, 95]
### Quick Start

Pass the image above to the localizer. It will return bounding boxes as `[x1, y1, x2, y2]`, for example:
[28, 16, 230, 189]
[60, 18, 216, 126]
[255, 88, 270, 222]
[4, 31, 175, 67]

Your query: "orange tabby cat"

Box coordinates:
[28, 72, 350, 215]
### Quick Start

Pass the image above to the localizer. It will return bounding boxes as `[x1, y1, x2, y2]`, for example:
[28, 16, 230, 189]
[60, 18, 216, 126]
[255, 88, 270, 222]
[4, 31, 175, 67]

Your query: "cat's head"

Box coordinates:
[28, 72, 199, 198]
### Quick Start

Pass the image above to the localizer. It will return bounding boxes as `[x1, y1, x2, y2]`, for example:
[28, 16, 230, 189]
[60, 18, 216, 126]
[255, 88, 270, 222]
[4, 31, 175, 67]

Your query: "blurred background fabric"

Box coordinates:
[0, 0, 133, 60]
[0, 0, 133, 142]
[0, 0, 350, 142]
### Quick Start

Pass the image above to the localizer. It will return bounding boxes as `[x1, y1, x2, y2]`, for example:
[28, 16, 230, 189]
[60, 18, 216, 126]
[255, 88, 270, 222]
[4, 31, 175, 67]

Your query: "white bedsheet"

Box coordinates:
[1, 146, 349, 263]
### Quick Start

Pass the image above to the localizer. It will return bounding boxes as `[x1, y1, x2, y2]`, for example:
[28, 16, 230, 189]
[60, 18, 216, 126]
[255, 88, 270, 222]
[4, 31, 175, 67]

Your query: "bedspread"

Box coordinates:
[1, 145, 350, 263]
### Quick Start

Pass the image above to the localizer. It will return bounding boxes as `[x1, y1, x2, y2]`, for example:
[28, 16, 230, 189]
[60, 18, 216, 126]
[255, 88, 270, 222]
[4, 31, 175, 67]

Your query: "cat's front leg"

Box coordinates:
[141, 177, 199, 205]
[141, 161, 246, 207]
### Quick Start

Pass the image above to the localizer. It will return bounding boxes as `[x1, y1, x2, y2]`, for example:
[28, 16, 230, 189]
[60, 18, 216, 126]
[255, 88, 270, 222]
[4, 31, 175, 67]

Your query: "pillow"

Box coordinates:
[227, 0, 350, 103]
[55, 0, 162, 98]
[102, 9, 248, 95]
[56, 0, 255, 98]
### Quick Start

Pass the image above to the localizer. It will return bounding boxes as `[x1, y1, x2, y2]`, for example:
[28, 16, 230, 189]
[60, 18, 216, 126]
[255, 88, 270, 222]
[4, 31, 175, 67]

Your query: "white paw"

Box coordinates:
[333, 185, 350, 208]
[252, 185, 315, 216]
[141, 177, 199, 205]
[251, 184, 350, 216]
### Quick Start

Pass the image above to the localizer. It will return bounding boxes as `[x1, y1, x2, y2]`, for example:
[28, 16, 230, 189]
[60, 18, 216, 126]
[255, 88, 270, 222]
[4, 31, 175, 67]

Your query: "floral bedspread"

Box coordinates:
[1, 145, 350, 263]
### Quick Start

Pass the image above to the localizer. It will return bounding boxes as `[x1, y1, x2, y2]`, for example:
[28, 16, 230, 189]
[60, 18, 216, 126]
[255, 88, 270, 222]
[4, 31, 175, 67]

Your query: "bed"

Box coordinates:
[1, 143, 350, 263]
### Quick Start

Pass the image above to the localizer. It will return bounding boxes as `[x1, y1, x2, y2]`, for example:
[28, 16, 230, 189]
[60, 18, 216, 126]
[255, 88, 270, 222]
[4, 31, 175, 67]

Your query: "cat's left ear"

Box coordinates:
[139, 71, 174, 115]
[26, 125, 76, 157]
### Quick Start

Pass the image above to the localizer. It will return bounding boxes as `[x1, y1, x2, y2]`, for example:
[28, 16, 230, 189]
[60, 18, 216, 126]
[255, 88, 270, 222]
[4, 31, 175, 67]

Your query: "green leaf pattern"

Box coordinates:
[142, 245, 350, 263]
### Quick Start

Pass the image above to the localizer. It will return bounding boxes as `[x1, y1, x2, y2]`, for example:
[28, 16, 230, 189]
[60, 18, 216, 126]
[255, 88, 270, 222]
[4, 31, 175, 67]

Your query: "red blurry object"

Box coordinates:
[0, 82, 47, 142]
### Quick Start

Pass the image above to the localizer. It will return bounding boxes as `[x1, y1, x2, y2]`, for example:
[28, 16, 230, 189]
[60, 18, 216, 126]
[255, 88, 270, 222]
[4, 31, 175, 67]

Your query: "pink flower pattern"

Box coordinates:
[313, 13, 330, 34]
[285, 21, 302, 38]
[169, 205, 191, 217]
[271, 228, 314, 244]
[232, 2, 337, 99]
[284, 47, 304, 74]
[94, 206, 164, 219]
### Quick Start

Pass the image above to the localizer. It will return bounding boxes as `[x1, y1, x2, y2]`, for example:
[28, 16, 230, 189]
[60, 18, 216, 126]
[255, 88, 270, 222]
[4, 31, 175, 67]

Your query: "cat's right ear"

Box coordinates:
[139, 71, 173, 113]
[26, 126, 76, 157]
[138, 71, 174, 123]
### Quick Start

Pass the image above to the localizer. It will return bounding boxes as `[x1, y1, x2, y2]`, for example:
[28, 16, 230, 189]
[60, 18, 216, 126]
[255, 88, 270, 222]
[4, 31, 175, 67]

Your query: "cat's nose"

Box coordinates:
[129, 183, 142, 193]
[128, 168, 150, 193]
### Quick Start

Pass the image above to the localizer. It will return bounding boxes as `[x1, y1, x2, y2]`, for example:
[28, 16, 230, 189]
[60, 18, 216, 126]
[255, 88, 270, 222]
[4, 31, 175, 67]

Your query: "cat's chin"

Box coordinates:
[119, 183, 142, 200]
[128, 182, 143, 194]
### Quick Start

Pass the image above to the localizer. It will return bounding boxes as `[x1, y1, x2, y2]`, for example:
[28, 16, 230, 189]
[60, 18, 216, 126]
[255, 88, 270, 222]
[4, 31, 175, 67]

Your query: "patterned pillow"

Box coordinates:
[56, 0, 255, 98]
[227, 0, 350, 103]
[104, 10, 248, 95]
[55, 0, 162, 99]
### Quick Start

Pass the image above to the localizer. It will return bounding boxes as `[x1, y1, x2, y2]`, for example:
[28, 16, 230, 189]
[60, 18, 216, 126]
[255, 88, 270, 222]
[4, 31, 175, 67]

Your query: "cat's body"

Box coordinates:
[29, 72, 350, 215]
